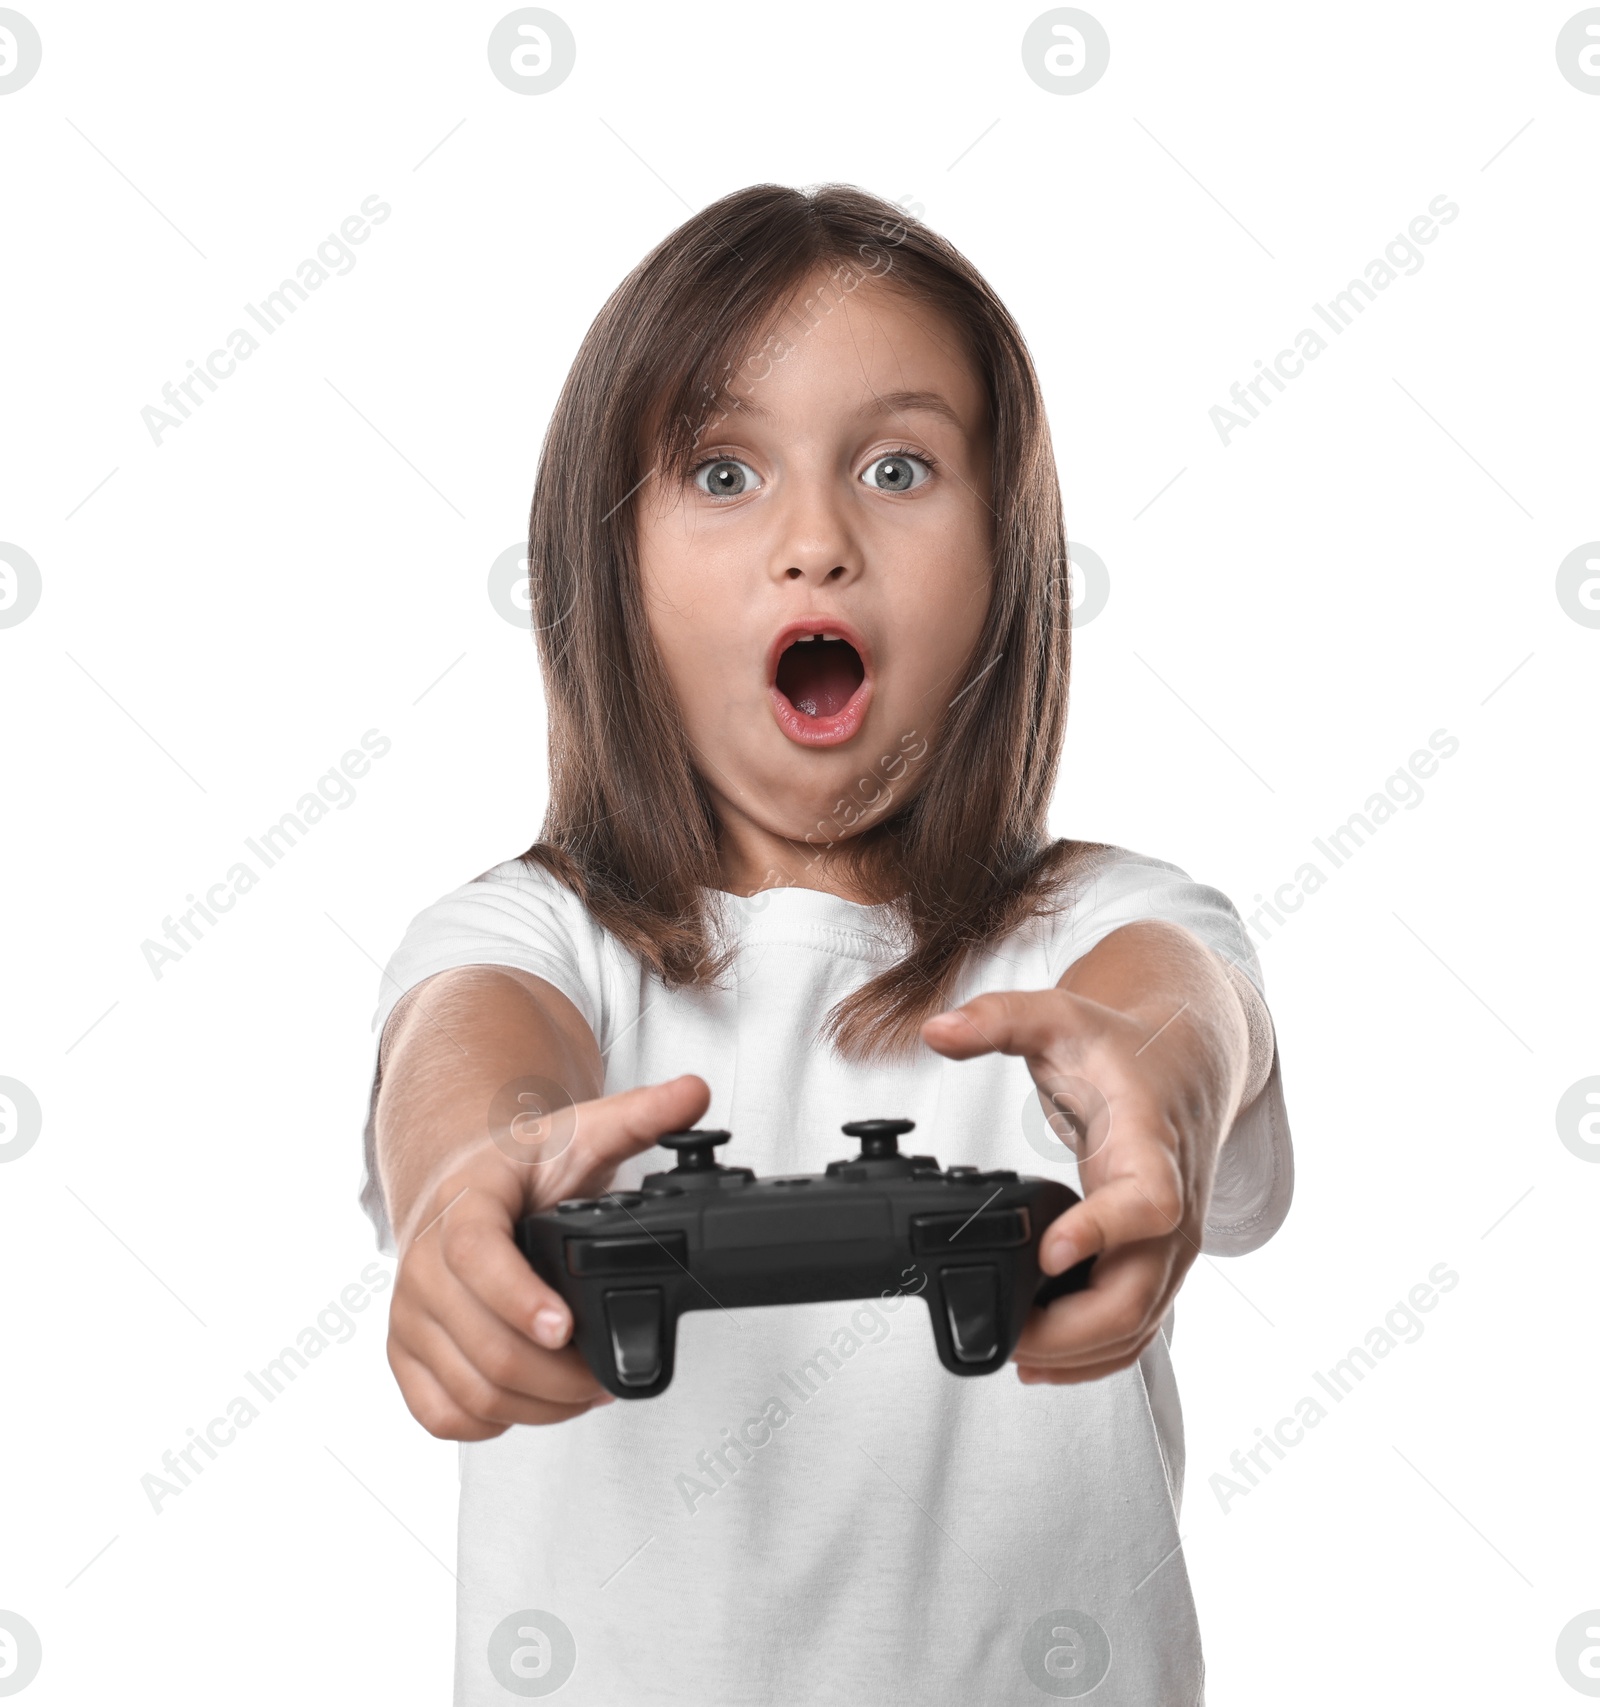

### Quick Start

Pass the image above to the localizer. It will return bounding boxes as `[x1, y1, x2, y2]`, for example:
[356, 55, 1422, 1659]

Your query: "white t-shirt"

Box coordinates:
[359, 846, 1292, 1706]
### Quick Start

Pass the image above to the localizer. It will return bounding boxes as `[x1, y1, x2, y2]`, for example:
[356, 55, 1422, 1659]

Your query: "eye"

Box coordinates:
[693, 457, 762, 499]
[861, 451, 932, 493]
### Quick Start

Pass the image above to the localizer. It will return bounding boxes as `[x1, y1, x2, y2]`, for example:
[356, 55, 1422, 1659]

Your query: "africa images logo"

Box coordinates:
[139, 196, 392, 447]
[139, 730, 391, 979]
[1209, 196, 1460, 447]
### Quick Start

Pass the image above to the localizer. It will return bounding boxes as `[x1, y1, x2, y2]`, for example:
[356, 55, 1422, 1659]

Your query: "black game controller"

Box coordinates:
[515, 1120, 1096, 1399]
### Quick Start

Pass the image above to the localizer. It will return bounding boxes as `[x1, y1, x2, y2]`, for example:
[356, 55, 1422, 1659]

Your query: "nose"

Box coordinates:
[767, 466, 863, 588]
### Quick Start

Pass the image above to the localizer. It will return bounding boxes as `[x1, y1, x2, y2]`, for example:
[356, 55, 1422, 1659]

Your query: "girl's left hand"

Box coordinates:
[921, 969, 1248, 1384]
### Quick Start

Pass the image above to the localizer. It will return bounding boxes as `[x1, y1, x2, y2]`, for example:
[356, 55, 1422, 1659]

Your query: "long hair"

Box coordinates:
[521, 182, 1107, 1060]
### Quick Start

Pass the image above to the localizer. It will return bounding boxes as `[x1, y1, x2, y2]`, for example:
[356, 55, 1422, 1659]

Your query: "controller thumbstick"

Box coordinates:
[841, 1118, 916, 1160]
[656, 1129, 734, 1173]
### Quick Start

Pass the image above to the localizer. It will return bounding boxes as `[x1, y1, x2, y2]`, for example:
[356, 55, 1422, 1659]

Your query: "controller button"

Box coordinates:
[770, 1177, 813, 1187]
[642, 1185, 683, 1198]
[910, 1209, 1032, 1252]
[978, 1170, 1019, 1186]
[946, 1166, 979, 1178]
[608, 1192, 646, 1209]
[556, 1198, 603, 1214]
[566, 1232, 688, 1277]
[603, 1288, 664, 1387]
[942, 1265, 1001, 1364]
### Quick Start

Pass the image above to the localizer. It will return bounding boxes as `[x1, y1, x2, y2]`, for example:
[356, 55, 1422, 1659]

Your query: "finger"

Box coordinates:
[400, 1266, 612, 1409]
[1016, 1270, 1169, 1375]
[571, 1074, 712, 1184]
[428, 1189, 580, 1348]
[1017, 1316, 1154, 1374]
[921, 989, 1065, 1061]
[396, 1309, 606, 1428]
[1037, 1167, 1188, 1275]
[1013, 1244, 1173, 1367]
[387, 1339, 509, 1442]
[1016, 1339, 1158, 1385]
[1017, 1307, 1168, 1381]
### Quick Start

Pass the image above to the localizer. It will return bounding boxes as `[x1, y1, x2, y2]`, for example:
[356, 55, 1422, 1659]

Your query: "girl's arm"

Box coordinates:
[922, 920, 1275, 1383]
[375, 965, 708, 1437]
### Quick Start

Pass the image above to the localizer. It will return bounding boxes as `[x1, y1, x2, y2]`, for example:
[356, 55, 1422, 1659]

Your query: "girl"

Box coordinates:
[363, 183, 1292, 1705]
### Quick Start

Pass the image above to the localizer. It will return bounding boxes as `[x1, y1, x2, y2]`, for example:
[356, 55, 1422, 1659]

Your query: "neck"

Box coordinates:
[715, 813, 901, 906]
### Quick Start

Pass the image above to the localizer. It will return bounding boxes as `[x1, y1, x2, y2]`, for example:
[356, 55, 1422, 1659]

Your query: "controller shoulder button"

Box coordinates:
[556, 1198, 604, 1214]
[911, 1207, 1031, 1251]
[567, 1231, 688, 1277]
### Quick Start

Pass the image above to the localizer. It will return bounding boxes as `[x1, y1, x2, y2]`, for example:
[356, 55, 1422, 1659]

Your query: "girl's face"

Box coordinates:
[636, 269, 995, 896]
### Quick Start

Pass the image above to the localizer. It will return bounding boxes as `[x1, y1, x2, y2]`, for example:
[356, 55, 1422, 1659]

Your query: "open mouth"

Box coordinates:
[775, 634, 866, 719]
[767, 620, 874, 747]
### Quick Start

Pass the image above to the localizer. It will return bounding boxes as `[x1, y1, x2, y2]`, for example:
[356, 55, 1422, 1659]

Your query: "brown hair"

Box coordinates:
[521, 182, 1107, 1061]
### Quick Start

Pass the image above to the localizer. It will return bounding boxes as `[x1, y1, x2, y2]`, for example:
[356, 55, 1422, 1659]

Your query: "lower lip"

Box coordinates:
[767, 679, 873, 747]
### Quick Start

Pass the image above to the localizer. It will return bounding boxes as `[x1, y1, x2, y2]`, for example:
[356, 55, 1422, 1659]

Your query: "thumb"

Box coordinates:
[923, 989, 1060, 1061]
[573, 1074, 712, 1184]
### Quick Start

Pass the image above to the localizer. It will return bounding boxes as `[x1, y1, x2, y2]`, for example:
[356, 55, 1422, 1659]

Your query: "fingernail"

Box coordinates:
[533, 1307, 569, 1348]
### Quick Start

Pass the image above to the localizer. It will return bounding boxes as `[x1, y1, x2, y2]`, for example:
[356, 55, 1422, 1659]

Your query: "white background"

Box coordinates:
[2, 2, 1597, 1701]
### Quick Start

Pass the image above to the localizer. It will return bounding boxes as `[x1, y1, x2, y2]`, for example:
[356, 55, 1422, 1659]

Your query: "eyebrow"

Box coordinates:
[719, 388, 966, 431]
[859, 389, 966, 431]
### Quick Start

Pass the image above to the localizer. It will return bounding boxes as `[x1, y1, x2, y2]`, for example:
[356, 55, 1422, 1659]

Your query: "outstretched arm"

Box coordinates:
[376, 965, 708, 1436]
[921, 919, 1275, 1384]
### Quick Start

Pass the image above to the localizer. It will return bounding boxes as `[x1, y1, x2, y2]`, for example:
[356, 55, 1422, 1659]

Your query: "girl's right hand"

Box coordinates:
[385, 1073, 710, 1440]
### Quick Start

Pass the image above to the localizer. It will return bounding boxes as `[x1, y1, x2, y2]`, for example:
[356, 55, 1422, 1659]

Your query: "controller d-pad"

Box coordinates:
[603, 1288, 664, 1387]
[941, 1266, 1000, 1364]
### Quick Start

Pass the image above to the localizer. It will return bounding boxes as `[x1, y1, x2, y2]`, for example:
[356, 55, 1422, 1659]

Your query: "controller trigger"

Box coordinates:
[603, 1289, 664, 1388]
[942, 1265, 1001, 1364]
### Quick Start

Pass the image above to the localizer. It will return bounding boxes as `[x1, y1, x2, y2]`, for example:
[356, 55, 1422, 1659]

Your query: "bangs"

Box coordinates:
[623, 198, 920, 486]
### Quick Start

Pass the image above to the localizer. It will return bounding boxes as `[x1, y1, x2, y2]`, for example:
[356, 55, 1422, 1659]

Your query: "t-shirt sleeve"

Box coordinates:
[356, 857, 605, 1254]
[1045, 846, 1294, 1257]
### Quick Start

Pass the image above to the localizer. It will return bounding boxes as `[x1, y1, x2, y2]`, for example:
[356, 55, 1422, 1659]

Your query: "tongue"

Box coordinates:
[776, 639, 863, 719]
